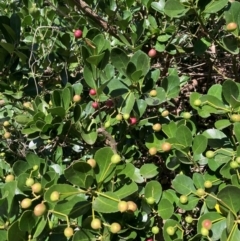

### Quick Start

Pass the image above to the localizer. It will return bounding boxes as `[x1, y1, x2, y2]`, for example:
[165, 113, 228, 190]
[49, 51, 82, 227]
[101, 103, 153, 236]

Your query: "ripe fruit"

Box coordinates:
[161, 110, 169, 117]
[193, 99, 202, 106]
[64, 227, 74, 238]
[89, 89, 97, 96]
[226, 22, 237, 32]
[166, 226, 175, 236]
[150, 90, 157, 97]
[116, 114, 123, 121]
[106, 99, 113, 108]
[161, 142, 172, 152]
[152, 123, 161, 132]
[179, 195, 188, 204]
[182, 112, 191, 119]
[25, 178, 34, 187]
[118, 201, 128, 212]
[74, 29, 82, 38]
[21, 198, 32, 209]
[127, 201, 137, 212]
[91, 218, 102, 229]
[146, 197, 155, 205]
[149, 147, 157, 156]
[34, 203, 47, 216]
[201, 227, 209, 236]
[123, 113, 130, 120]
[202, 219, 212, 230]
[230, 114, 240, 122]
[129, 117, 137, 125]
[31, 183, 42, 193]
[204, 180, 213, 189]
[110, 222, 121, 233]
[230, 161, 239, 169]
[50, 191, 60, 202]
[5, 174, 14, 182]
[32, 165, 39, 171]
[152, 226, 159, 234]
[73, 94, 81, 102]
[87, 158, 96, 168]
[92, 102, 99, 109]
[196, 188, 205, 197]
[145, 238, 153, 241]
[111, 154, 121, 164]
[4, 132, 11, 139]
[3, 121, 10, 127]
[148, 49, 157, 58]
[185, 215, 193, 224]
[104, 121, 111, 128]
[206, 150, 214, 158]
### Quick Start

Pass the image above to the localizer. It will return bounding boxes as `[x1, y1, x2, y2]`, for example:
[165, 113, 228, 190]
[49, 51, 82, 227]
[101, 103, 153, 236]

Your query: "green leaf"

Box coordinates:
[233, 123, 240, 146]
[48, 107, 66, 118]
[62, 87, 71, 110]
[221, 36, 239, 55]
[130, 50, 150, 76]
[144, 180, 162, 203]
[92, 192, 119, 213]
[215, 119, 231, 130]
[192, 135, 207, 154]
[0, 42, 14, 53]
[164, 0, 187, 18]
[151, 1, 165, 13]
[121, 92, 135, 114]
[83, 65, 96, 89]
[172, 174, 196, 194]
[73, 230, 95, 241]
[175, 125, 192, 148]
[203, 0, 228, 14]
[140, 164, 158, 179]
[110, 48, 129, 76]
[10, 13, 21, 42]
[19, 210, 38, 232]
[114, 182, 138, 199]
[162, 121, 177, 138]
[222, 79, 239, 107]
[158, 199, 174, 219]
[7, 221, 25, 241]
[81, 128, 97, 145]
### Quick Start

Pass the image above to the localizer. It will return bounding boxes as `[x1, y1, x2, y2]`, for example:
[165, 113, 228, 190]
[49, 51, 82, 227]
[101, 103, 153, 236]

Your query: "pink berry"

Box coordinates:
[89, 89, 97, 95]
[74, 29, 82, 38]
[92, 102, 99, 109]
[148, 49, 157, 58]
[129, 117, 137, 125]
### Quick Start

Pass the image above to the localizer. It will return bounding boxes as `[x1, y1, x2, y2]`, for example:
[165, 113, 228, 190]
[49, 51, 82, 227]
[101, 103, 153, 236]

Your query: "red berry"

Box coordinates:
[74, 29, 82, 38]
[148, 49, 157, 58]
[105, 99, 113, 108]
[202, 219, 212, 230]
[92, 102, 99, 109]
[129, 117, 137, 125]
[89, 89, 97, 95]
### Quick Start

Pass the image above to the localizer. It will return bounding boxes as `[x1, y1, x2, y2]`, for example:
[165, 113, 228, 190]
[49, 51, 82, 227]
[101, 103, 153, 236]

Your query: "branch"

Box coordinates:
[97, 128, 118, 153]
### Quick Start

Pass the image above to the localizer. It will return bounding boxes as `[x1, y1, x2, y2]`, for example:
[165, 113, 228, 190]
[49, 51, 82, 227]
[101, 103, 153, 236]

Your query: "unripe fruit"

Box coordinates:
[34, 203, 47, 216]
[50, 191, 60, 202]
[31, 183, 42, 193]
[89, 89, 97, 96]
[166, 226, 175, 236]
[150, 90, 157, 97]
[193, 99, 202, 106]
[92, 102, 99, 109]
[146, 197, 155, 205]
[91, 218, 102, 229]
[161, 110, 169, 117]
[230, 161, 239, 169]
[127, 201, 137, 212]
[152, 123, 161, 132]
[148, 49, 157, 58]
[196, 188, 205, 197]
[87, 158, 96, 168]
[110, 222, 121, 233]
[202, 219, 212, 230]
[73, 94, 81, 102]
[104, 121, 111, 128]
[123, 113, 130, 120]
[25, 178, 34, 187]
[204, 180, 213, 189]
[161, 142, 172, 152]
[226, 22, 237, 32]
[185, 215, 193, 223]
[111, 154, 121, 164]
[179, 195, 188, 204]
[118, 201, 128, 212]
[129, 117, 137, 125]
[206, 150, 214, 158]
[5, 174, 14, 182]
[21, 198, 32, 209]
[182, 112, 191, 119]
[149, 147, 157, 156]
[236, 156, 240, 164]
[230, 114, 240, 122]
[74, 29, 82, 38]
[152, 226, 159, 234]
[23, 102, 32, 108]
[4, 132, 11, 139]
[32, 165, 39, 171]
[201, 227, 209, 236]
[116, 114, 123, 121]
[3, 121, 10, 127]
[64, 227, 74, 238]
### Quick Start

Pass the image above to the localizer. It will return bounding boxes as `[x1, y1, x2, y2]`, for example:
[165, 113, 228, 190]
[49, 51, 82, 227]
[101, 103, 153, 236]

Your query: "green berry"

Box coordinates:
[111, 154, 121, 164]
[204, 180, 212, 189]
[179, 195, 188, 204]
[193, 99, 201, 106]
[206, 150, 214, 158]
[152, 226, 159, 234]
[201, 227, 209, 236]
[166, 226, 175, 236]
[185, 216, 193, 223]
[196, 188, 205, 197]
[146, 197, 155, 205]
[230, 161, 239, 169]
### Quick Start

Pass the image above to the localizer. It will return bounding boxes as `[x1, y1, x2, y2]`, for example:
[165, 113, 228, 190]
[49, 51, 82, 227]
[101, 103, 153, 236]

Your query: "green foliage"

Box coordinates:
[1, 0, 240, 240]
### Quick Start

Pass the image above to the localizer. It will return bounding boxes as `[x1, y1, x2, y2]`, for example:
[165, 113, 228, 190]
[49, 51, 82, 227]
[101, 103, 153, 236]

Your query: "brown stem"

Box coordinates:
[97, 128, 117, 153]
